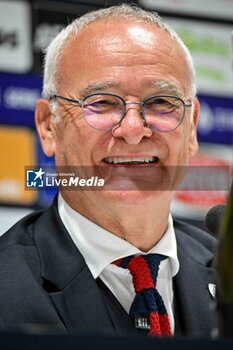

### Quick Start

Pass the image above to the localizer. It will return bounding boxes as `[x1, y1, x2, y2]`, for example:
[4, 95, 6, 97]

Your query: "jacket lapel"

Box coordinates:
[33, 200, 115, 334]
[174, 223, 217, 337]
[48, 266, 116, 334]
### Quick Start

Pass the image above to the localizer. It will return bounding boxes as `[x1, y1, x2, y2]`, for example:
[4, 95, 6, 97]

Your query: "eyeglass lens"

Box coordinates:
[83, 94, 185, 131]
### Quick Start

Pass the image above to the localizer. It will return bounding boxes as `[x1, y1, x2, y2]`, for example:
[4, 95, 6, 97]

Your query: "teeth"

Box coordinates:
[104, 157, 155, 164]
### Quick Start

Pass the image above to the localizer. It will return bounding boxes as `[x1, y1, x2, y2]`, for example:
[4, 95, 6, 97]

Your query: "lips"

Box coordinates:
[103, 156, 159, 165]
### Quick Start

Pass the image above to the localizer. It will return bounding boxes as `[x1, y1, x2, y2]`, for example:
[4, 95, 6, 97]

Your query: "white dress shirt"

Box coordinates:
[58, 194, 180, 334]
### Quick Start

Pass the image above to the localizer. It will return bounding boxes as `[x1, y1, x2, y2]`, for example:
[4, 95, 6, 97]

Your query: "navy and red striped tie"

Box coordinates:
[113, 254, 171, 336]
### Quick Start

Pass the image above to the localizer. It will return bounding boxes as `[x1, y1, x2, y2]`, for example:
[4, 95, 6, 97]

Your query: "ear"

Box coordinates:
[35, 99, 56, 157]
[188, 97, 199, 157]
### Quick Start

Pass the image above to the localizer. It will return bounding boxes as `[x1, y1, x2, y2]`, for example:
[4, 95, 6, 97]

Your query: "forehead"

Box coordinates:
[58, 18, 191, 96]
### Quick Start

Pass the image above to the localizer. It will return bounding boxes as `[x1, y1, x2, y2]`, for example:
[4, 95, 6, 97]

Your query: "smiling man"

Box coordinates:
[0, 4, 216, 337]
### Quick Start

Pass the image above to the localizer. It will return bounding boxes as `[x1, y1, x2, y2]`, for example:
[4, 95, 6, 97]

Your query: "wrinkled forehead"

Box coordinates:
[57, 18, 192, 95]
[64, 18, 184, 55]
[75, 19, 163, 50]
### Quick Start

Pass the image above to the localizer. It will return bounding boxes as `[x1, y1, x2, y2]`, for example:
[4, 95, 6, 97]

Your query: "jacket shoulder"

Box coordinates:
[0, 205, 68, 330]
[174, 218, 216, 251]
[0, 209, 45, 251]
[0, 209, 47, 282]
[174, 218, 217, 268]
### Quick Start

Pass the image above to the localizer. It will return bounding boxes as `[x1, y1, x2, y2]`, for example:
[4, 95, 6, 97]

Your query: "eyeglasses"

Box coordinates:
[52, 93, 192, 132]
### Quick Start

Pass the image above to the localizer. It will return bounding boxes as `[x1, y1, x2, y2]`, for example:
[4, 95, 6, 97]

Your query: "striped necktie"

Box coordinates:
[113, 254, 171, 336]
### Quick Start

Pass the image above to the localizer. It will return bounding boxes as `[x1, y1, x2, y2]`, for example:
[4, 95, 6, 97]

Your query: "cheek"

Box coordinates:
[177, 127, 193, 163]
[52, 121, 80, 164]
[166, 127, 190, 165]
[58, 121, 104, 166]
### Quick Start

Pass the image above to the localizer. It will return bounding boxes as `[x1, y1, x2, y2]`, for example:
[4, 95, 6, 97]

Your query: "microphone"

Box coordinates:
[205, 204, 226, 237]
[216, 184, 233, 337]
[205, 197, 233, 337]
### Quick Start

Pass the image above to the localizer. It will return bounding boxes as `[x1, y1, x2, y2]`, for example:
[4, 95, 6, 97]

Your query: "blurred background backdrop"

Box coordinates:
[0, 0, 232, 234]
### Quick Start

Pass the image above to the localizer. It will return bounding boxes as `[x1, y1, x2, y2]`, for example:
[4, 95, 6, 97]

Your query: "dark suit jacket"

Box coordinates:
[0, 199, 217, 337]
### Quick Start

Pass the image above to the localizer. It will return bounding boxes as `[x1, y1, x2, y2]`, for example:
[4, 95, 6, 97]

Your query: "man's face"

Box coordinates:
[37, 19, 199, 211]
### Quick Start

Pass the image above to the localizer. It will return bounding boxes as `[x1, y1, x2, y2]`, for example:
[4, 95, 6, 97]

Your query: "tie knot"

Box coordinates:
[112, 253, 171, 336]
[113, 254, 166, 293]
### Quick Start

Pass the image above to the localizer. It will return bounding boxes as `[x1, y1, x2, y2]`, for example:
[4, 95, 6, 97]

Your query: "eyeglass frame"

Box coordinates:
[51, 92, 192, 132]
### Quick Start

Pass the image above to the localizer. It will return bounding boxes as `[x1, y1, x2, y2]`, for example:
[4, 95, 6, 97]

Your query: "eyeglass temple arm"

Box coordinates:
[52, 95, 82, 105]
[185, 101, 192, 107]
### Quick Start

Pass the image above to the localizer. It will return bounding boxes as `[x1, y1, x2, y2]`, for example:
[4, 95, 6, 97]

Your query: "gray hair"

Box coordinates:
[43, 3, 196, 101]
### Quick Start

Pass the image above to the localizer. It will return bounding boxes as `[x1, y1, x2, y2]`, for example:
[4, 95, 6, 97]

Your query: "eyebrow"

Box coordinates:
[79, 82, 121, 97]
[146, 81, 183, 97]
[78, 80, 183, 98]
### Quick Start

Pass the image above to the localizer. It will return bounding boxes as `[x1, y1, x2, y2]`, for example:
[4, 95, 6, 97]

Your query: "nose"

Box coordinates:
[111, 105, 153, 144]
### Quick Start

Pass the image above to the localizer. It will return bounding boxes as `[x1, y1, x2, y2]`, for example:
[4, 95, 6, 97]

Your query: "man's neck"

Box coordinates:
[61, 191, 172, 252]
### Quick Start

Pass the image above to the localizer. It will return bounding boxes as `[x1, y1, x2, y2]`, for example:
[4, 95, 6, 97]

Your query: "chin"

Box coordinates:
[101, 188, 167, 206]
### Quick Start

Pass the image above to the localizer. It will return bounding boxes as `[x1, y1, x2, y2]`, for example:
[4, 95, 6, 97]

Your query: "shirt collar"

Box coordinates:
[58, 194, 179, 279]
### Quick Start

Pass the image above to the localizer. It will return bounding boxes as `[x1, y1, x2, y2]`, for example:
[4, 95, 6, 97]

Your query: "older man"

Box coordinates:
[0, 4, 216, 337]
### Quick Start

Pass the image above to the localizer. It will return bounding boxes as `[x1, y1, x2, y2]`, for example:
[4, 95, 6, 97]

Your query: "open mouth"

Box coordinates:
[103, 156, 159, 165]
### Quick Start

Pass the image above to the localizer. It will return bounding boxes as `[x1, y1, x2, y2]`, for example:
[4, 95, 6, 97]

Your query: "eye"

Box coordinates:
[92, 99, 117, 106]
[83, 95, 123, 114]
[145, 97, 181, 113]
